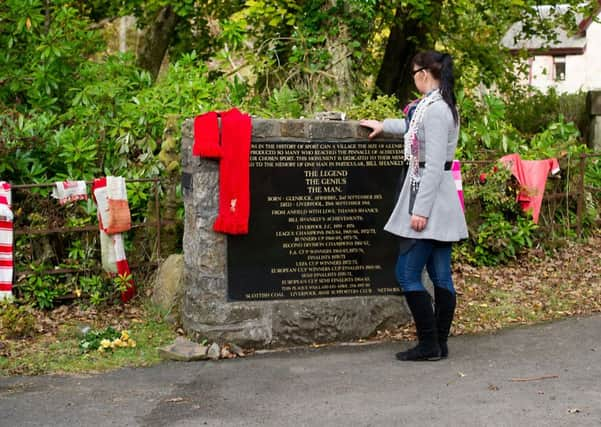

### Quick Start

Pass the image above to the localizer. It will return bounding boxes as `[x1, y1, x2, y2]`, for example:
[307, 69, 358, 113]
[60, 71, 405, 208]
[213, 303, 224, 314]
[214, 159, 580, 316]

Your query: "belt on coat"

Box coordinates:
[418, 161, 453, 170]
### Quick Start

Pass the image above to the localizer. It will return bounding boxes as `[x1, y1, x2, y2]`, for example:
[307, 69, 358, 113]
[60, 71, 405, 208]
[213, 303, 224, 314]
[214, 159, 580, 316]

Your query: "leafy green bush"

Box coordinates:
[585, 157, 601, 189]
[19, 263, 66, 309]
[456, 90, 598, 262]
[458, 91, 587, 161]
[584, 157, 601, 229]
[260, 85, 304, 118]
[528, 121, 581, 158]
[0, 2, 103, 112]
[0, 302, 37, 339]
[345, 95, 403, 121]
[3, 49, 246, 307]
[506, 88, 587, 138]
[459, 164, 539, 266]
[458, 92, 527, 160]
[78, 275, 113, 306]
[474, 212, 538, 265]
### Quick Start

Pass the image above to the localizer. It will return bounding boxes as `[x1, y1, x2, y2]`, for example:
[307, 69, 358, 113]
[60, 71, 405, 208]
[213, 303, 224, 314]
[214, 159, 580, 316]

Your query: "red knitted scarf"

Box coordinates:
[193, 108, 252, 234]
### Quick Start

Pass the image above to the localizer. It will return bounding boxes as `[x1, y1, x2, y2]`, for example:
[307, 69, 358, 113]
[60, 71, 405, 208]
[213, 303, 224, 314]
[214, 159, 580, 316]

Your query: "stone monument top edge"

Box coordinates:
[182, 116, 398, 140]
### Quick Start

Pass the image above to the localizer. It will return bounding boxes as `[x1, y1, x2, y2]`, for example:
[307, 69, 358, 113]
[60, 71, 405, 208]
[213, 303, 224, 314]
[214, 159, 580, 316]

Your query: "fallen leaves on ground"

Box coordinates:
[452, 235, 601, 336]
[378, 235, 601, 341]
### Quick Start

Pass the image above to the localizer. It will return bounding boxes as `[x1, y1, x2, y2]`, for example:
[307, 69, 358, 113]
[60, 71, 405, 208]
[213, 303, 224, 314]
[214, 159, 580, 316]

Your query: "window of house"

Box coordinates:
[554, 56, 566, 81]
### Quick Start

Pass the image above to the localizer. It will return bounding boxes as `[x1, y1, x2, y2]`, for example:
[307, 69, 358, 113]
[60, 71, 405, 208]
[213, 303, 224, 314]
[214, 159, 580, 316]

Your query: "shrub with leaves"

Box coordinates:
[0, 302, 37, 339]
[458, 92, 526, 160]
[473, 211, 539, 265]
[78, 275, 114, 307]
[584, 158, 601, 226]
[459, 164, 539, 266]
[3, 49, 245, 307]
[0, 1, 103, 112]
[345, 95, 403, 121]
[260, 86, 304, 118]
[19, 263, 65, 309]
[457, 91, 587, 161]
[506, 88, 588, 138]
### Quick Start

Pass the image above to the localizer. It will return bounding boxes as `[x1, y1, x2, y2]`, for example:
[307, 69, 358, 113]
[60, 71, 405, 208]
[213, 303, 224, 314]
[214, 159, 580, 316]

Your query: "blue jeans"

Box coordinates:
[395, 239, 455, 294]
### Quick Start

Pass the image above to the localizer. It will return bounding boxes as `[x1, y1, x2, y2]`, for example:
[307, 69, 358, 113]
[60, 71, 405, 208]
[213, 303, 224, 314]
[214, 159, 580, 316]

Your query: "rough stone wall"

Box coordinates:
[181, 118, 409, 347]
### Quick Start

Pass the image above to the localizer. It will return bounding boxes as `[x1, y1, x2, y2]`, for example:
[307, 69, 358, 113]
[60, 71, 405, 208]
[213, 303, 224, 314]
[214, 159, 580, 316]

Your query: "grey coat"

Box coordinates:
[382, 99, 468, 242]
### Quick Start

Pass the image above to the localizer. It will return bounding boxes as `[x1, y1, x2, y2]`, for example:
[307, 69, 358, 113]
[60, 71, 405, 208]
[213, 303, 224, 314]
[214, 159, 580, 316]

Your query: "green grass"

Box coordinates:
[0, 307, 176, 376]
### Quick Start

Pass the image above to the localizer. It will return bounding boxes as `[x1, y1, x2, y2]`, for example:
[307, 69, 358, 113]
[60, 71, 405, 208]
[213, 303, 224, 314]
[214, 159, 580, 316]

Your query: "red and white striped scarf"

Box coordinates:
[0, 181, 13, 301]
[92, 177, 135, 302]
[51, 180, 88, 205]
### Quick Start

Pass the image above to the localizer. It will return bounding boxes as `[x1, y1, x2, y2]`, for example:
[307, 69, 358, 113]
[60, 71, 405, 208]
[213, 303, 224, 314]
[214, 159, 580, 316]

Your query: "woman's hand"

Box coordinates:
[359, 119, 383, 139]
[410, 215, 428, 232]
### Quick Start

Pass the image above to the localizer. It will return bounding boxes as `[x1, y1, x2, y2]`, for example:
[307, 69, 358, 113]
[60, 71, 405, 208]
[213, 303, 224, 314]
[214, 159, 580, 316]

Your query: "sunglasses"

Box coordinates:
[411, 67, 427, 76]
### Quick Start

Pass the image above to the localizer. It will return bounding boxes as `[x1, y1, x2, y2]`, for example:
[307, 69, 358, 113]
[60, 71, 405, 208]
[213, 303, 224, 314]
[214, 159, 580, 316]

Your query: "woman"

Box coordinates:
[360, 51, 468, 361]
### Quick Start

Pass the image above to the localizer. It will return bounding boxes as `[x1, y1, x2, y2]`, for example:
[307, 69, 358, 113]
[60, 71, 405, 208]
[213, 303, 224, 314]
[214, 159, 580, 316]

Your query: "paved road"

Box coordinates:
[1, 315, 600, 427]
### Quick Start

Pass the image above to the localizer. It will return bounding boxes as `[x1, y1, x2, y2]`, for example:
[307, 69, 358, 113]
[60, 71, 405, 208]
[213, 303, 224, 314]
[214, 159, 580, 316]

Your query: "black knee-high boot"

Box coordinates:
[396, 291, 441, 361]
[434, 287, 456, 359]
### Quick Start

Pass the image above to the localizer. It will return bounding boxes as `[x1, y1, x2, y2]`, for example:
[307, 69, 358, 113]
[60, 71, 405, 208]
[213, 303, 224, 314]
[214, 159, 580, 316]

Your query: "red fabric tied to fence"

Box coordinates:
[500, 153, 560, 224]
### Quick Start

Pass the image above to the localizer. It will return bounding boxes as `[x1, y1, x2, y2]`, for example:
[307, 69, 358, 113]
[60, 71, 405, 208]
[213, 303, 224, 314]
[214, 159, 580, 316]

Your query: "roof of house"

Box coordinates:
[501, 4, 597, 54]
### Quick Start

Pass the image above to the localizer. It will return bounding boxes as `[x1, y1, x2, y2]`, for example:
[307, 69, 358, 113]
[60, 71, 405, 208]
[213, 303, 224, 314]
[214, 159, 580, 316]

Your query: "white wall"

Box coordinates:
[522, 13, 601, 93]
[583, 17, 601, 90]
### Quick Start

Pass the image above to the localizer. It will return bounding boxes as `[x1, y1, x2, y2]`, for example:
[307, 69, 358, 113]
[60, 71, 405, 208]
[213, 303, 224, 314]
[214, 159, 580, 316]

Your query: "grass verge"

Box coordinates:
[1, 302, 176, 376]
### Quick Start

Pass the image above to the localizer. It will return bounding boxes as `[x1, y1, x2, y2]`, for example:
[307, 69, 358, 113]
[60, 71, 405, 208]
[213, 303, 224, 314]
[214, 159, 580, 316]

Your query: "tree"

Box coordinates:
[72, 0, 245, 79]
[136, 5, 179, 79]
[373, 0, 599, 103]
[375, 0, 442, 103]
[211, 0, 378, 109]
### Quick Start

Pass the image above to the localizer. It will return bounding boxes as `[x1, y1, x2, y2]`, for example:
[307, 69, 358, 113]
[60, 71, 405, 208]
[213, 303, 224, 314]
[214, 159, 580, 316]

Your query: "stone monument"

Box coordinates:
[181, 118, 410, 347]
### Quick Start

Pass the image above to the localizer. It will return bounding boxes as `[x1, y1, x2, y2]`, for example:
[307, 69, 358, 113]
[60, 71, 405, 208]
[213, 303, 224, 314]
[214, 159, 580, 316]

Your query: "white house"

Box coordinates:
[502, 4, 601, 93]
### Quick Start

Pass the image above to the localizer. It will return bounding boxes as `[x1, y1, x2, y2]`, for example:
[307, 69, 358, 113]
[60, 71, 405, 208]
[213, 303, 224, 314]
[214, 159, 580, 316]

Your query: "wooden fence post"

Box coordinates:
[576, 154, 586, 238]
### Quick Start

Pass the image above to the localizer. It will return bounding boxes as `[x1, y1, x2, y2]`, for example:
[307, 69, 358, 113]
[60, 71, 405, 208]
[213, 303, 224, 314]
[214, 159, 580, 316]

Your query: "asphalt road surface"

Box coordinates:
[1, 315, 600, 427]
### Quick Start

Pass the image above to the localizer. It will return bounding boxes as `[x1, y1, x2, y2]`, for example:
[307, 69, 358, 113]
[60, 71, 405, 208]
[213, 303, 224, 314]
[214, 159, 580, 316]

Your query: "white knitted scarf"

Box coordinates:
[403, 88, 442, 189]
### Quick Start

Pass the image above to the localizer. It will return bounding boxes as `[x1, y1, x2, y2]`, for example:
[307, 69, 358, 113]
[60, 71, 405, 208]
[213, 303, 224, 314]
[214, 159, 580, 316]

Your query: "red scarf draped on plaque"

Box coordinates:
[193, 108, 252, 234]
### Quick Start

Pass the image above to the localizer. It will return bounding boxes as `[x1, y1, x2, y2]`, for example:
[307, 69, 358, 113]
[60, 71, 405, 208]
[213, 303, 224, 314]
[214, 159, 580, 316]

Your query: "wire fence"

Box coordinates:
[8, 178, 175, 291]
[460, 152, 601, 237]
[5, 152, 600, 290]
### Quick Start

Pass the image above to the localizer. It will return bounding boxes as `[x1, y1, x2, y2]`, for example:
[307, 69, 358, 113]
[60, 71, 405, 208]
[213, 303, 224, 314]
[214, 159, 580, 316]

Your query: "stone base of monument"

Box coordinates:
[183, 283, 408, 347]
[181, 117, 412, 347]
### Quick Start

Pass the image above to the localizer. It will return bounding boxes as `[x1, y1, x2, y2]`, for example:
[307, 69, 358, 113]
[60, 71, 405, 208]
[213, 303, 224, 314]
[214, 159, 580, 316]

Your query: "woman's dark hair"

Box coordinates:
[412, 50, 458, 124]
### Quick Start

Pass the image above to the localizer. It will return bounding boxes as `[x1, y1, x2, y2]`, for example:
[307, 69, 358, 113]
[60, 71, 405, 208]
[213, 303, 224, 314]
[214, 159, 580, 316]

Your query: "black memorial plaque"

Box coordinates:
[227, 140, 403, 301]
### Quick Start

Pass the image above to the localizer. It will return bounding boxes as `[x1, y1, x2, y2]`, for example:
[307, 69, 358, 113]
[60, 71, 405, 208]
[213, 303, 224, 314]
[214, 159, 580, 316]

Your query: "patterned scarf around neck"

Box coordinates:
[403, 88, 442, 191]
